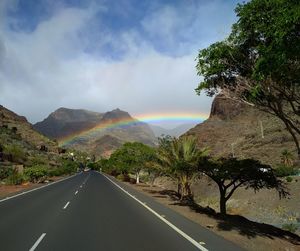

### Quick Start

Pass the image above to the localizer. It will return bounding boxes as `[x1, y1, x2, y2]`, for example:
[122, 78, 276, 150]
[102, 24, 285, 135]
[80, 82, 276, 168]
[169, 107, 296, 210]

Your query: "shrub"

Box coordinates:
[282, 223, 298, 233]
[116, 173, 130, 182]
[275, 165, 297, 177]
[286, 176, 293, 183]
[6, 173, 26, 185]
[3, 144, 26, 163]
[0, 167, 14, 180]
[24, 166, 49, 183]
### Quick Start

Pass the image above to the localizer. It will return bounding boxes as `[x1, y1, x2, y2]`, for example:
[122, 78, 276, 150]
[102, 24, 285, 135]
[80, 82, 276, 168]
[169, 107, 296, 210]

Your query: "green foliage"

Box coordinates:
[157, 136, 209, 200]
[281, 150, 294, 167]
[275, 165, 298, 177]
[24, 166, 49, 182]
[282, 223, 298, 233]
[0, 166, 14, 180]
[286, 176, 293, 183]
[110, 142, 156, 182]
[116, 173, 130, 182]
[199, 157, 288, 215]
[195, 0, 300, 157]
[3, 144, 26, 163]
[6, 172, 26, 185]
[59, 160, 78, 174]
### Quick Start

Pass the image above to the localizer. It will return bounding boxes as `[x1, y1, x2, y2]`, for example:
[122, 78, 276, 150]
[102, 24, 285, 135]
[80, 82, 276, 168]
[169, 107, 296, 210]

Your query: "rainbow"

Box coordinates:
[59, 112, 209, 146]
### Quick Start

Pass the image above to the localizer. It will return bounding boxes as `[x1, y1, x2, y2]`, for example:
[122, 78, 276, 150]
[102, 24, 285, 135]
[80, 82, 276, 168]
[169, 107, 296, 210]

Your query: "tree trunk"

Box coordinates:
[136, 171, 140, 184]
[219, 188, 227, 215]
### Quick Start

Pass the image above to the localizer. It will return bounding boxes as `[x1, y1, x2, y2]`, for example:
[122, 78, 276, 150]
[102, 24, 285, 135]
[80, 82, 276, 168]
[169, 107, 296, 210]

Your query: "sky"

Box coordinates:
[0, 0, 242, 126]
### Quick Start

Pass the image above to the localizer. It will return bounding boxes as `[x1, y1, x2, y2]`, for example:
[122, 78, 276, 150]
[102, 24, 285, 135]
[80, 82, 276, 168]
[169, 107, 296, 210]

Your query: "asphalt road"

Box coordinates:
[0, 171, 244, 251]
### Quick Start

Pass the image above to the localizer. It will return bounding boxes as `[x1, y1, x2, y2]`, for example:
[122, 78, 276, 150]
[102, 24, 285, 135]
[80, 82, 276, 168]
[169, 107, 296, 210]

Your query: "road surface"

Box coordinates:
[0, 171, 243, 251]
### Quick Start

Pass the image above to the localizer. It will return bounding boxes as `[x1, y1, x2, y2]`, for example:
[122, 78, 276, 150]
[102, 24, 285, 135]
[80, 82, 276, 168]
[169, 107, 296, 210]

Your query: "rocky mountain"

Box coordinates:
[185, 94, 297, 166]
[33, 108, 104, 139]
[150, 123, 198, 138]
[34, 108, 156, 157]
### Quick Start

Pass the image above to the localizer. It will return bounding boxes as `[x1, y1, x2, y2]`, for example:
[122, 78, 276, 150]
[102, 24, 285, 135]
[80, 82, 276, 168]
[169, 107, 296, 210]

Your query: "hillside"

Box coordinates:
[0, 105, 57, 152]
[34, 108, 156, 157]
[185, 94, 298, 167]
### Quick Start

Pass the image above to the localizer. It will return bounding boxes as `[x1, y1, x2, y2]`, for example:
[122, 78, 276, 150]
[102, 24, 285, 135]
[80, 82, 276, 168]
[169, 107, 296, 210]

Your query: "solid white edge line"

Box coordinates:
[29, 233, 46, 251]
[0, 173, 80, 203]
[63, 201, 70, 209]
[102, 173, 208, 251]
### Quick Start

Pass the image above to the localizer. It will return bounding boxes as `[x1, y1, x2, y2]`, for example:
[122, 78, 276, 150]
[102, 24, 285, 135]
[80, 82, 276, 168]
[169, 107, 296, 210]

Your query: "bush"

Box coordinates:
[286, 176, 293, 182]
[0, 167, 14, 180]
[6, 173, 26, 185]
[24, 166, 49, 183]
[275, 165, 297, 177]
[282, 223, 298, 233]
[3, 144, 26, 163]
[116, 173, 130, 182]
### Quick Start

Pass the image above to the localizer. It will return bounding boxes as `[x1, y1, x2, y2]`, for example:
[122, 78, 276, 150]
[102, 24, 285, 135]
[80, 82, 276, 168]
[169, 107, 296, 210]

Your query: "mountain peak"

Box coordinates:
[102, 108, 132, 121]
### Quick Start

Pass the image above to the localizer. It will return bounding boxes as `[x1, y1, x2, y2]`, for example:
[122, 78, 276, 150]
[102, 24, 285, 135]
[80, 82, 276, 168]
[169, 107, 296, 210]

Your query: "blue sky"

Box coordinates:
[0, 0, 243, 125]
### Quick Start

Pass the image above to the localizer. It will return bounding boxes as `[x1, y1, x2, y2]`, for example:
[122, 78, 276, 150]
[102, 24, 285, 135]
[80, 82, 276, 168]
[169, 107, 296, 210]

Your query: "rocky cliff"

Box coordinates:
[185, 94, 297, 166]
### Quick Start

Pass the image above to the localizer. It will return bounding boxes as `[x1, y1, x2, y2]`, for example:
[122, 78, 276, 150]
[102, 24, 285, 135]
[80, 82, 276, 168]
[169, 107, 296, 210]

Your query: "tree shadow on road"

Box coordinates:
[145, 188, 300, 246]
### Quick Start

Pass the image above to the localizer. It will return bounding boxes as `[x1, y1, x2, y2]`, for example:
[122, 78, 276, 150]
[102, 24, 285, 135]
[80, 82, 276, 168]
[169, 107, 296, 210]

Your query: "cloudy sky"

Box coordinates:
[0, 0, 242, 125]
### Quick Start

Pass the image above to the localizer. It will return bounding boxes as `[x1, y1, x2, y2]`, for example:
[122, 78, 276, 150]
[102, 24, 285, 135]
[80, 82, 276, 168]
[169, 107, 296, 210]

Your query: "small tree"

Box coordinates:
[281, 149, 294, 167]
[198, 157, 288, 215]
[158, 136, 209, 201]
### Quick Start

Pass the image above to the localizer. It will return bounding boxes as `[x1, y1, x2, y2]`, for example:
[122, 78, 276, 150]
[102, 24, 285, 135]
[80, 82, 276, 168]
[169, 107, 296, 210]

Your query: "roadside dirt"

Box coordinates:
[123, 180, 300, 251]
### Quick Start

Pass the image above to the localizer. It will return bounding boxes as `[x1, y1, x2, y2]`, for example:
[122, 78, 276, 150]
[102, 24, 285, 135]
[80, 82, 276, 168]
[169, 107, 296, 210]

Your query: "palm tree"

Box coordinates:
[157, 135, 208, 201]
[281, 149, 294, 167]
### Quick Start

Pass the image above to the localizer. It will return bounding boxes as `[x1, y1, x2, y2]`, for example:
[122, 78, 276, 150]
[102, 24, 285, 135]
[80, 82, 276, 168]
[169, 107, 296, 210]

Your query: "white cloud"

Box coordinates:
[0, 1, 239, 124]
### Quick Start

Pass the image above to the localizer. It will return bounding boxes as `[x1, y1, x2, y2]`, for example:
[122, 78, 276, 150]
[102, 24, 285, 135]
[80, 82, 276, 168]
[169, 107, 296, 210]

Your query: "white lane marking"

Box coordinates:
[102, 174, 208, 251]
[29, 233, 46, 251]
[0, 173, 79, 204]
[63, 201, 70, 209]
[75, 191, 78, 195]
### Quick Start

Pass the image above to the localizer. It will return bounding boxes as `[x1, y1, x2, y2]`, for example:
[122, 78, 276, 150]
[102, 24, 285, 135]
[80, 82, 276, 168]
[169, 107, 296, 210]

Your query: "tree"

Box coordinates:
[195, 0, 300, 158]
[198, 157, 288, 215]
[109, 142, 156, 184]
[157, 136, 209, 201]
[281, 149, 294, 167]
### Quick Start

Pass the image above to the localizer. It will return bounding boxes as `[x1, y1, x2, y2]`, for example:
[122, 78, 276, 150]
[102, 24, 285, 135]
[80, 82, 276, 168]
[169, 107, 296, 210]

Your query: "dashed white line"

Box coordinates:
[102, 174, 208, 251]
[29, 233, 46, 251]
[63, 201, 70, 209]
[0, 174, 78, 204]
[75, 191, 78, 195]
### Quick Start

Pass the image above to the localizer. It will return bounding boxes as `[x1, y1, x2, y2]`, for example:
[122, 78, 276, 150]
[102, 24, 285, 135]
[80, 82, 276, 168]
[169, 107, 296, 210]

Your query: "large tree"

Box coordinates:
[157, 136, 209, 201]
[198, 157, 288, 215]
[109, 142, 156, 184]
[195, 0, 300, 158]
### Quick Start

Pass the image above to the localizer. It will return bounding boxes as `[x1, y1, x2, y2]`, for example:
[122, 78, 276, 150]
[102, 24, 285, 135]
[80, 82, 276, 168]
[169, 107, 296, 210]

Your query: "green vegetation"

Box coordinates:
[98, 136, 288, 216]
[275, 165, 298, 177]
[282, 223, 299, 233]
[3, 144, 26, 163]
[157, 136, 208, 201]
[24, 166, 49, 183]
[198, 157, 288, 215]
[195, 0, 300, 158]
[109, 142, 156, 184]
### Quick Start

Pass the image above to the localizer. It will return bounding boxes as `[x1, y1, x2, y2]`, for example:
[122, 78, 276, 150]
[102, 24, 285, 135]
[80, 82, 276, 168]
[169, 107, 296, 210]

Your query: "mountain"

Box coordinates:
[150, 123, 198, 137]
[34, 108, 156, 157]
[185, 94, 297, 166]
[33, 107, 104, 139]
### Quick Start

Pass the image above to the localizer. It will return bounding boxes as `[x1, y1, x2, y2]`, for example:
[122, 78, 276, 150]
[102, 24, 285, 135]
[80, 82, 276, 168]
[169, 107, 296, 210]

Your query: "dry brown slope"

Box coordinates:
[185, 94, 298, 166]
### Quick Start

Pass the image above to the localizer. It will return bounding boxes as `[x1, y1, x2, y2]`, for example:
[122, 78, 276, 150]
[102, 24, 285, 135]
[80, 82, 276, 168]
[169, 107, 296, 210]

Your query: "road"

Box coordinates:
[0, 171, 244, 251]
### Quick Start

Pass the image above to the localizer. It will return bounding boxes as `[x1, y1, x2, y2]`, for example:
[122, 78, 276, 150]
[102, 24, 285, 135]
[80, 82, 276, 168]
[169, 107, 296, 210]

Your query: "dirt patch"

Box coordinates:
[123, 181, 300, 251]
